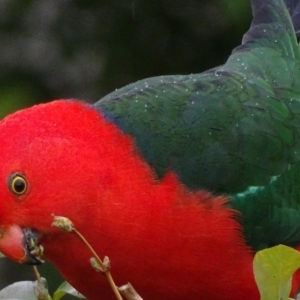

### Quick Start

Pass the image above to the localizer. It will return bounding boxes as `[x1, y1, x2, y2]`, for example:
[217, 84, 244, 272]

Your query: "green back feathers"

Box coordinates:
[96, 0, 300, 250]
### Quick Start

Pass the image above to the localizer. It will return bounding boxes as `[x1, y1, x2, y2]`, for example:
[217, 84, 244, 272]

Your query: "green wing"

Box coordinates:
[95, 0, 300, 250]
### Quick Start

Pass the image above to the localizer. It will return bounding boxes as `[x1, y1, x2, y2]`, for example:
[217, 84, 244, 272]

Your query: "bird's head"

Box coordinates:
[0, 99, 145, 265]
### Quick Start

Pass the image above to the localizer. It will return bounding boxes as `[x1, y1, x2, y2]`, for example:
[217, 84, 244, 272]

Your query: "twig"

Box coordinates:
[73, 227, 123, 300]
[119, 283, 144, 300]
[51, 214, 123, 300]
[33, 266, 42, 285]
[32, 266, 50, 300]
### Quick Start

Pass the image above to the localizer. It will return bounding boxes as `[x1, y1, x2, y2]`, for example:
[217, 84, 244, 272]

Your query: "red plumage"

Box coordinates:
[0, 100, 298, 299]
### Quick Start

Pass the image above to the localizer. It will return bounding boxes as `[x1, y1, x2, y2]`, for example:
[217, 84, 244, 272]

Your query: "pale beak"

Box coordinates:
[0, 225, 43, 265]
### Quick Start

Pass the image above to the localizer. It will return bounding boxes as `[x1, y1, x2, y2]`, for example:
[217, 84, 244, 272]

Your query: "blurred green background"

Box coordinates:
[0, 0, 251, 297]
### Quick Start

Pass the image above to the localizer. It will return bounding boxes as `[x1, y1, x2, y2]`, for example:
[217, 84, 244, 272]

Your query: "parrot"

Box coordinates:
[0, 0, 299, 299]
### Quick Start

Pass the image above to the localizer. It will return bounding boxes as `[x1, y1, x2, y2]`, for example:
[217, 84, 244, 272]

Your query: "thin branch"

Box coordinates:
[32, 266, 50, 300]
[51, 214, 123, 300]
[119, 283, 144, 300]
[33, 266, 42, 285]
[72, 227, 123, 300]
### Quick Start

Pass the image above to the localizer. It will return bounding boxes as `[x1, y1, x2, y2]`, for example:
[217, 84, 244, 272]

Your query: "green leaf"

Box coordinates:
[53, 282, 86, 300]
[253, 244, 300, 300]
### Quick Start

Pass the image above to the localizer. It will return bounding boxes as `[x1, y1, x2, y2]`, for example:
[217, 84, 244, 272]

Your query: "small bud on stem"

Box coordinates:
[51, 214, 143, 300]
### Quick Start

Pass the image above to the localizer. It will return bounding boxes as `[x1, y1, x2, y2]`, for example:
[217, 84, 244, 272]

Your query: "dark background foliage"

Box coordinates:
[0, 0, 251, 297]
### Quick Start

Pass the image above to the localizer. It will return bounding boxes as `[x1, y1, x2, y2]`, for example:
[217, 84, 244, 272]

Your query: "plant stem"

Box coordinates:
[33, 265, 42, 284]
[72, 227, 123, 300]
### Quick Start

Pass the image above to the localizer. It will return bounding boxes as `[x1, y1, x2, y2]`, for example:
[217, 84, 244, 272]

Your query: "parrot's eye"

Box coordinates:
[9, 174, 28, 196]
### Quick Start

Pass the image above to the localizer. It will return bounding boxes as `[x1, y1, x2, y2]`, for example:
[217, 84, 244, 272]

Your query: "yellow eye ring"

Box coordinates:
[9, 174, 28, 195]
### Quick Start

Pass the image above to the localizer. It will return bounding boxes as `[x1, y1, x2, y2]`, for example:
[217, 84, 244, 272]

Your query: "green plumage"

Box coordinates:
[95, 0, 300, 250]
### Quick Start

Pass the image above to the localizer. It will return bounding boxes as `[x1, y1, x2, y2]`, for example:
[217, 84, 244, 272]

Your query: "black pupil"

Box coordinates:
[14, 179, 25, 193]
